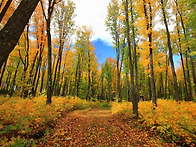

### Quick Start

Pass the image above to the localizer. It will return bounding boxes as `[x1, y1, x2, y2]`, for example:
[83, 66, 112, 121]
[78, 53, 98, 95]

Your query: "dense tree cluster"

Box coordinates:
[0, 0, 195, 116]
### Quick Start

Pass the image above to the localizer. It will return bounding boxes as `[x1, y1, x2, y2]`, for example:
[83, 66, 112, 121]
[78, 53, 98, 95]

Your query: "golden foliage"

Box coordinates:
[0, 95, 94, 146]
[111, 99, 196, 145]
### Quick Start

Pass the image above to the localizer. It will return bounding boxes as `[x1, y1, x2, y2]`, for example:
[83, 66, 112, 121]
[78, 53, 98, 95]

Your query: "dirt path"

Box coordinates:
[38, 108, 176, 147]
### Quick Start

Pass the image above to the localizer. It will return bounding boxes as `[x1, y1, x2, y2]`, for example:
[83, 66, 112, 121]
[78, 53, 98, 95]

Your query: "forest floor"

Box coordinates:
[37, 107, 177, 147]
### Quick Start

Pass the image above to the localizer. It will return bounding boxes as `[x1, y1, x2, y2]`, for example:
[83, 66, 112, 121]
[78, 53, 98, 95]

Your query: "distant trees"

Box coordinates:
[105, 0, 196, 116]
[0, 0, 195, 110]
[101, 58, 116, 102]
[74, 26, 98, 100]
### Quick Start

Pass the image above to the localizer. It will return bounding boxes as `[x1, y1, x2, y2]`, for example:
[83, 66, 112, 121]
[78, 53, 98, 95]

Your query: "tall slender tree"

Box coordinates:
[122, 0, 138, 117]
[41, 0, 60, 104]
[106, 0, 122, 102]
[160, 0, 180, 101]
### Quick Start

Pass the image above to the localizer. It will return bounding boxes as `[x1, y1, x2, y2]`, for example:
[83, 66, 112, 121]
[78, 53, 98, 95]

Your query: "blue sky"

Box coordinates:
[92, 39, 116, 65]
[92, 38, 180, 68]
[71, 0, 180, 68]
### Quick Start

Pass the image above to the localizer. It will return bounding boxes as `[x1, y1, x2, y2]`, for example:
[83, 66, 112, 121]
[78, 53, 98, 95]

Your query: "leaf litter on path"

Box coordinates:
[37, 108, 177, 147]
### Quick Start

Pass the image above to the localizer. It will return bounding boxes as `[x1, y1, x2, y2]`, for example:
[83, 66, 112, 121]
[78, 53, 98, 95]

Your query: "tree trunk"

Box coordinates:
[126, 71, 131, 102]
[115, 23, 121, 102]
[23, 51, 38, 97]
[176, 13, 189, 100]
[41, 0, 57, 104]
[75, 55, 81, 97]
[143, 0, 157, 106]
[40, 61, 46, 94]
[175, 0, 196, 97]
[33, 63, 41, 97]
[130, 0, 139, 103]
[4, 70, 12, 91]
[20, 25, 30, 97]
[55, 46, 63, 96]
[46, 19, 52, 104]
[31, 46, 43, 96]
[52, 56, 59, 94]
[0, 0, 40, 68]
[185, 55, 193, 101]
[86, 51, 91, 101]
[0, 58, 7, 87]
[61, 76, 67, 96]
[9, 60, 20, 97]
[164, 55, 169, 99]
[123, 0, 138, 118]
[108, 83, 112, 102]
[161, 0, 180, 101]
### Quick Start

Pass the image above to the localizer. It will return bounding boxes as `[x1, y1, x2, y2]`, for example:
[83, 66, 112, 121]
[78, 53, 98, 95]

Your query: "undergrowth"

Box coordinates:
[0, 95, 96, 146]
[111, 99, 196, 146]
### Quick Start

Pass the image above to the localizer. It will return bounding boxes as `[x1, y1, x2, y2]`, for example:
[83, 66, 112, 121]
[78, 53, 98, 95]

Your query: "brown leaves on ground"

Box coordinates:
[37, 108, 177, 147]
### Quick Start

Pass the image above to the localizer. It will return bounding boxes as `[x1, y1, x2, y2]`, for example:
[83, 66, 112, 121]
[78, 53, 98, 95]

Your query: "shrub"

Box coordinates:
[111, 99, 196, 146]
[0, 95, 94, 145]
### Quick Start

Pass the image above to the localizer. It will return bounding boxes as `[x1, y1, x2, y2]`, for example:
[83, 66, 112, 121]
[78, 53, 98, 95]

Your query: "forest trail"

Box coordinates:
[38, 108, 176, 147]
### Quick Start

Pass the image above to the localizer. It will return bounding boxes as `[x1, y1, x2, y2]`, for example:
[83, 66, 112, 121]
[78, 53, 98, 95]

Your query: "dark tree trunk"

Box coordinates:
[55, 46, 63, 96]
[123, 0, 138, 118]
[148, 76, 152, 100]
[41, 0, 57, 104]
[175, 0, 196, 97]
[115, 23, 121, 102]
[9, 60, 20, 97]
[91, 72, 95, 98]
[86, 51, 91, 101]
[40, 62, 46, 94]
[130, 0, 139, 103]
[33, 63, 41, 97]
[4, 70, 12, 91]
[161, 0, 180, 101]
[142, 0, 156, 105]
[0, 58, 7, 87]
[19, 25, 30, 97]
[108, 83, 112, 102]
[61, 77, 67, 96]
[175, 2, 192, 101]
[126, 71, 131, 102]
[101, 74, 104, 101]
[31, 46, 43, 96]
[53, 41, 63, 96]
[146, 1, 156, 105]
[160, 72, 164, 97]
[179, 51, 189, 100]
[52, 56, 60, 94]
[46, 19, 52, 104]
[0, 0, 40, 68]
[23, 51, 38, 97]
[75, 56, 81, 97]
[165, 55, 169, 99]
[185, 55, 193, 101]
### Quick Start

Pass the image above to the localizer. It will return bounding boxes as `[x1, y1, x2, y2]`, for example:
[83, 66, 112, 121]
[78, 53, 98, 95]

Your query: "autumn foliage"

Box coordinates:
[111, 99, 196, 146]
[0, 96, 95, 146]
[0, 0, 196, 146]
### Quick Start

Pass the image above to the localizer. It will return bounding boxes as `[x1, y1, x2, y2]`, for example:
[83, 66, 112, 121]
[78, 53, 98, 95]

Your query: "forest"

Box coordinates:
[0, 0, 195, 146]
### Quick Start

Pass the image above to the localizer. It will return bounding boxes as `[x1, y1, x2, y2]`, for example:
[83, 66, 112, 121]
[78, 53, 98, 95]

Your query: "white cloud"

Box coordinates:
[71, 0, 113, 46]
